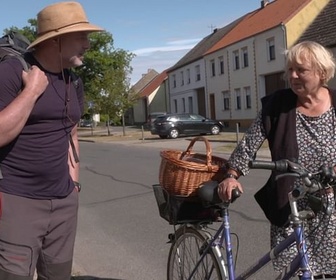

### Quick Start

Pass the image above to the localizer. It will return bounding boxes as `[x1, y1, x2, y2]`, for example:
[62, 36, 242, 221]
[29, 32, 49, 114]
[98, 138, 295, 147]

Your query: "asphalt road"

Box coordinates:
[71, 138, 278, 280]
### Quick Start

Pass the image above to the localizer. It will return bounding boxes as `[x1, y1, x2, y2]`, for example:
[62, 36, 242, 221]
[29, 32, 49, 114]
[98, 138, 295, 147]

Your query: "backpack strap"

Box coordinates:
[67, 69, 81, 164]
[15, 54, 29, 71]
[0, 47, 30, 71]
[69, 134, 80, 163]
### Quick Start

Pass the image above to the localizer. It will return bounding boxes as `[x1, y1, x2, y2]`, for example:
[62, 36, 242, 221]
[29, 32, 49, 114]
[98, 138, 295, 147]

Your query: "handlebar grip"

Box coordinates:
[231, 188, 241, 203]
[249, 159, 288, 172]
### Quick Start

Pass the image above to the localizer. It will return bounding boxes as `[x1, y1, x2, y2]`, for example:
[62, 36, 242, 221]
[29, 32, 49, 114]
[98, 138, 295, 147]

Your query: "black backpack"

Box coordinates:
[0, 31, 30, 71]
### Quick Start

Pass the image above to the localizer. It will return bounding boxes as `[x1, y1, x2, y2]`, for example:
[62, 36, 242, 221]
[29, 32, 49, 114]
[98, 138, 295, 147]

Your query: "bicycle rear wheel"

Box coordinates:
[167, 226, 224, 280]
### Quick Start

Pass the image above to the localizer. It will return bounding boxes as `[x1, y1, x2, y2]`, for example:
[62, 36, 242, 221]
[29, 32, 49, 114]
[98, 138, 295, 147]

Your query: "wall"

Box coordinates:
[168, 58, 207, 115]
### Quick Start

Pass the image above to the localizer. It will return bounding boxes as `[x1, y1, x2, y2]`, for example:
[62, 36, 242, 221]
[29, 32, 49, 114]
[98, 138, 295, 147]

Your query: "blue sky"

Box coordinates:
[0, 0, 260, 85]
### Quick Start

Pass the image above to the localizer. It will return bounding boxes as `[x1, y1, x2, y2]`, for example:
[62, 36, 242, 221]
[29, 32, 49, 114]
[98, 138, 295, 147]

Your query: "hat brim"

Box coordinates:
[27, 23, 104, 49]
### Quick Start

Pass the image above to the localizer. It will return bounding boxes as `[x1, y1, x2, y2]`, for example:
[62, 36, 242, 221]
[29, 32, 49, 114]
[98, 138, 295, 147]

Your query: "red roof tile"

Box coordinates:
[139, 70, 168, 98]
[206, 0, 311, 55]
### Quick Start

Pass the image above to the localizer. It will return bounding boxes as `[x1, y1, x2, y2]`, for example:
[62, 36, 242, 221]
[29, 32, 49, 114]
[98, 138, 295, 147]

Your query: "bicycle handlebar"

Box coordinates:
[198, 159, 336, 211]
[249, 159, 319, 191]
[249, 159, 336, 216]
[249, 159, 289, 172]
[249, 159, 336, 196]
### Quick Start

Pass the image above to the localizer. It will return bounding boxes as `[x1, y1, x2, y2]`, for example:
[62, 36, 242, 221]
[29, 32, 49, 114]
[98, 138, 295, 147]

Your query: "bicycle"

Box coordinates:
[153, 159, 336, 280]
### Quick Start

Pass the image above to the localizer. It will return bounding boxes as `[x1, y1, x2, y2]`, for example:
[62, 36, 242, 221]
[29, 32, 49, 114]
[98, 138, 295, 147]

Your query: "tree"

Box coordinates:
[74, 32, 137, 134]
[4, 21, 137, 135]
[3, 19, 37, 43]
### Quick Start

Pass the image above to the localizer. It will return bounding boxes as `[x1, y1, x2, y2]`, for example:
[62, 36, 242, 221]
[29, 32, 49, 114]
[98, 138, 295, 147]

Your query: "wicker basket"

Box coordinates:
[159, 136, 228, 196]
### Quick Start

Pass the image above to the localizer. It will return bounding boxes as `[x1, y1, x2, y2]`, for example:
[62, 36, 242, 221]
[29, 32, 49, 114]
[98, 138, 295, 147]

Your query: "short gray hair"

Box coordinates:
[284, 41, 336, 84]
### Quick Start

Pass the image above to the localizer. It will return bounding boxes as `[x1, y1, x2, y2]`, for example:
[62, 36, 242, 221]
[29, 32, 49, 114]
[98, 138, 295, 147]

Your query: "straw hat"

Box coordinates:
[28, 1, 104, 49]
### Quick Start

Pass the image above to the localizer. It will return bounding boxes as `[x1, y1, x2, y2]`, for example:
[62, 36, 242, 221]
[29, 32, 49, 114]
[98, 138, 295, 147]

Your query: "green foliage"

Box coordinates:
[3, 19, 137, 123]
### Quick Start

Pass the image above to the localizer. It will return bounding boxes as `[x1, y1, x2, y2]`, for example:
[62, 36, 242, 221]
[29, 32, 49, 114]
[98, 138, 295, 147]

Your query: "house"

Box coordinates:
[167, 16, 246, 118]
[132, 70, 169, 125]
[167, 0, 331, 129]
[127, 69, 159, 125]
[297, 0, 336, 89]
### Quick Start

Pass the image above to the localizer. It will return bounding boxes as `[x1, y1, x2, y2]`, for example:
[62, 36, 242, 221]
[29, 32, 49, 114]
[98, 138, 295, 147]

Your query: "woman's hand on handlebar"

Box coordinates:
[218, 177, 243, 202]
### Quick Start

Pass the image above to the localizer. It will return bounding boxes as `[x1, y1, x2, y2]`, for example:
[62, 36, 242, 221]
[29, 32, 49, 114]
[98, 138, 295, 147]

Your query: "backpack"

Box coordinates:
[0, 31, 30, 71]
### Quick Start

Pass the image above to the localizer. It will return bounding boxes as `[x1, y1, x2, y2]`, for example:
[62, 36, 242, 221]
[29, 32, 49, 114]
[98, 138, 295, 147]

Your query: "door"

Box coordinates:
[209, 94, 216, 120]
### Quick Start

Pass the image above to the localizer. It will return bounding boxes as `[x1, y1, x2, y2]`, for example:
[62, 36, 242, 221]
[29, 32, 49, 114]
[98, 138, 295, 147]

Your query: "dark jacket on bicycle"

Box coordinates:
[255, 88, 336, 227]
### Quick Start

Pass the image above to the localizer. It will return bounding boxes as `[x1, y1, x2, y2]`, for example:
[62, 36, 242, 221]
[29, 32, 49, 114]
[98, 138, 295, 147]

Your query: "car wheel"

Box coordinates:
[159, 135, 168, 139]
[211, 125, 220, 135]
[169, 128, 179, 139]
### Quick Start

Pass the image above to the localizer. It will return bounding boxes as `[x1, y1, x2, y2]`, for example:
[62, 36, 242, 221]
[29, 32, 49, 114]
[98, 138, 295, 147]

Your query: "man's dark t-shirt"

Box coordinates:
[0, 57, 84, 199]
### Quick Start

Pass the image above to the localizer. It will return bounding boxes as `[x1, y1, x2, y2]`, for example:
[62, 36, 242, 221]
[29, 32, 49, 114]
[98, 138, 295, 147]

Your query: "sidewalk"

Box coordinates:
[78, 127, 271, 159]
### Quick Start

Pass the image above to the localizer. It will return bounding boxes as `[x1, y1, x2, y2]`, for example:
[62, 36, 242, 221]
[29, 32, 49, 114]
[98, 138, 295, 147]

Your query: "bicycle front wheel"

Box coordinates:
[167, 226, 224, 280]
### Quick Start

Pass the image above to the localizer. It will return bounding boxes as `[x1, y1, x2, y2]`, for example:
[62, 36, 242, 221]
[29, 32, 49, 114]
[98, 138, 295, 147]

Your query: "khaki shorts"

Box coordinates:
[0, 189, 78, 280]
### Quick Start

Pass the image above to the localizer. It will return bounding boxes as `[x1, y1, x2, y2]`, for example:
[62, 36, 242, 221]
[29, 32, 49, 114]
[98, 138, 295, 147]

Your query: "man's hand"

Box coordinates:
[22, 65, 48, 99]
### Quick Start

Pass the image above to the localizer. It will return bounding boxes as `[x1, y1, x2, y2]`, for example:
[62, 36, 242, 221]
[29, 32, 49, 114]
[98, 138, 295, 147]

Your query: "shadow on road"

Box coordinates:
[72, 277, 121, 280]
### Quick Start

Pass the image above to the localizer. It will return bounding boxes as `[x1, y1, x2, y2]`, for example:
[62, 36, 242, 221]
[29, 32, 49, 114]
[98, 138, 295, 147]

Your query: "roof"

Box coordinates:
[297, 0, 336, 47]
[168, 15, 246, 72]
[131, 69, 159, 93]
[139, 70, 168, 98]
[205, 0, 311, 55]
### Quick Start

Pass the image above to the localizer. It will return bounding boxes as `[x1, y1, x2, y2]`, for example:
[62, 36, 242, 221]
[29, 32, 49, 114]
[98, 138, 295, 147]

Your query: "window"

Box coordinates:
[172, 74, 176, 88]
[223, 91, 230, 110]
[181, 71, 184, 86]
[267, 38, 275, 61]
[186, 69, 190, 84]
[188, 96, 193, 113]
[182, 98, 186, 112]
[173, 99, 177, 113]
[195, 65, 201, 81]
[234, 88, 241, 110]
[244, 87, 251, 109]
[210, 59, 215, 76]
[242, 47, 249, 68]
[233, 50, 240, 70]
[219, 56, 224, 75]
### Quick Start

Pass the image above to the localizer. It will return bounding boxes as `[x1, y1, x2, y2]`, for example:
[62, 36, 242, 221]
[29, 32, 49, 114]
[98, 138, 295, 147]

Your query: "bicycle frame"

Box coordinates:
[164, 159, 336, 280]
[222, 205, 312, 280]
[184, 190, 314, 280]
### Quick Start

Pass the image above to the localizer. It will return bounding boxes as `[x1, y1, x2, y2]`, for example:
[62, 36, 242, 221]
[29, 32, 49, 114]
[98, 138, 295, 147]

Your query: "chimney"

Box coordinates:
[261, 0, 269, 8]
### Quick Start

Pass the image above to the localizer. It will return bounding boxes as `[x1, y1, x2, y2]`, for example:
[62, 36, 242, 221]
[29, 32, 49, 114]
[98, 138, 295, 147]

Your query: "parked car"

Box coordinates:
[79, 119, 94, 127]
[150, 113, 224, 139]
[144, 112, 167, 130]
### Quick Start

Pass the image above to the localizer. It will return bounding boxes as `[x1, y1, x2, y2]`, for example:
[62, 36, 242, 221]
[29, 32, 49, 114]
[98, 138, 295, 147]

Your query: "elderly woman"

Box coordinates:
[218, 41, 336, 278]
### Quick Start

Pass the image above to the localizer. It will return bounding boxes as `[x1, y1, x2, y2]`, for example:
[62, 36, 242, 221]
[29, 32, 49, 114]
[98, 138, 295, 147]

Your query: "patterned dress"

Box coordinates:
[229, 107, 336, 276]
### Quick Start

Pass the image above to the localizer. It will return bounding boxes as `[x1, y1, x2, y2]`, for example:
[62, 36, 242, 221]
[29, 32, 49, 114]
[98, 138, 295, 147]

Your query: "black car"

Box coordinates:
[144, 112, 167, 130]
[79, 119, 94, 127]
[151, 113, 224, 139]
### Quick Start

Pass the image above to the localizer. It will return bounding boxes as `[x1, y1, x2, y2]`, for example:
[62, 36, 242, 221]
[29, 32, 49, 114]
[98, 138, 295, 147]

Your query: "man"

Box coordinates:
[0, 2, 103, 279]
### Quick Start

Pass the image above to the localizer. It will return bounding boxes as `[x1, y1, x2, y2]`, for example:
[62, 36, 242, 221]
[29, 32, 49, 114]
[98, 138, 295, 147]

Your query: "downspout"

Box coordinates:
[204, 57, 209, 118]
[164, 77, 170, 113]
[281, 22, 288, 50]
[281, 23, 288, 88]
[252, 38, 259, 113]
[227, 49, 232, 123]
